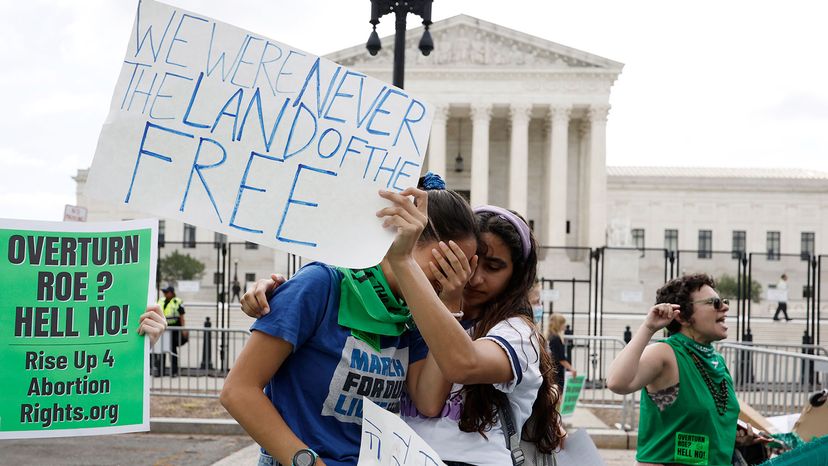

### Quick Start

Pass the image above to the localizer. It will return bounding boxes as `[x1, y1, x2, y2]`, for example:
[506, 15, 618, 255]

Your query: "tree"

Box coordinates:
[716, 273, 762, 303]
[159, 251, 206, 282]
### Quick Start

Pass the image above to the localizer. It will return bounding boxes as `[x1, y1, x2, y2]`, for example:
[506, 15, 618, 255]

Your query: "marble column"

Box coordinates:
[546, 105, 571, 247]
[470, 103, 492, 207]
[577, 119, 590, 249]
[587, 105, 610, 248]
[508, 103, 532, 216]
[427, 105, 449, 176]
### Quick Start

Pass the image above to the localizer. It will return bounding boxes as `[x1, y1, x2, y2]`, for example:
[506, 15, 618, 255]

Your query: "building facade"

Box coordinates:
[607, 167, 828, 257]
[329, 15, 624, 249]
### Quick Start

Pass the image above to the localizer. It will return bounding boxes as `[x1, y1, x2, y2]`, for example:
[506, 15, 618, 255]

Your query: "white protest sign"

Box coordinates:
[359, 397, 445, 466]
[554, 428, 605, 466]
[87, 0, 433, 268]
[63, 205, 88, 222]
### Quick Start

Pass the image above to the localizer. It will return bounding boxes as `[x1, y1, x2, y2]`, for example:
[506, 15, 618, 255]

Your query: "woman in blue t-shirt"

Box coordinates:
[221, 173, 479, 466]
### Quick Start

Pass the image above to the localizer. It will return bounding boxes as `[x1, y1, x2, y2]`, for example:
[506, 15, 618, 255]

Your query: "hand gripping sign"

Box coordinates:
[87, 0, 433, 268]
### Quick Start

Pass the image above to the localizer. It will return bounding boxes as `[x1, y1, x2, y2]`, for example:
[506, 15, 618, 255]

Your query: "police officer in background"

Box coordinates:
[152, 285, 186, 376]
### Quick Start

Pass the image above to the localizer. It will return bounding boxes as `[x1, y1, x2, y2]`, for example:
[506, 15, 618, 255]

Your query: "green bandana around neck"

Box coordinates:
[672, 332, 727, 380]
[336, 265, 413, 351]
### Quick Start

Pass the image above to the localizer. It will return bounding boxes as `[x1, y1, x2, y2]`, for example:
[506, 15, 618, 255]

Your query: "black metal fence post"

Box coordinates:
[737, 328, 754, 388]
[200, 316, 215, 372]
[564, 324, 574, 362]
[802, 331, 815, 385]
[220, 243, 228, 372]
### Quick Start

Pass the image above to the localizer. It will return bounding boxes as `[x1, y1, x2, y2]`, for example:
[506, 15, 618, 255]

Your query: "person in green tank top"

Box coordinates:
[607, 274, 770, 466]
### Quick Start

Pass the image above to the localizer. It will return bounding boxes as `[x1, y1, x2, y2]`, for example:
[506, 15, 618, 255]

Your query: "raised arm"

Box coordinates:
[606, 304, 679, 395]
[379, 188, 513, 386]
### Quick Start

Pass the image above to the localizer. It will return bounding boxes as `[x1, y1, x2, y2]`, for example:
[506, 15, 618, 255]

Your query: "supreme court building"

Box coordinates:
[329, 14, 623, 249]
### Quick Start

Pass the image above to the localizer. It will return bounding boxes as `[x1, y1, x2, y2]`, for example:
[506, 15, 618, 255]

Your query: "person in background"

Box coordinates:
[547, 313, 575, 395]
[529, 281, 544, 324]
[153, 286, 185, 376]
[232, 279, 242, 302]
[772, 273, 790, 321]
[607, 274, 769, 466]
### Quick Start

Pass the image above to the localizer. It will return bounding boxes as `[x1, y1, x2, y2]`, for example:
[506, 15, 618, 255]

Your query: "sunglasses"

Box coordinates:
[690, 297, 729, 310]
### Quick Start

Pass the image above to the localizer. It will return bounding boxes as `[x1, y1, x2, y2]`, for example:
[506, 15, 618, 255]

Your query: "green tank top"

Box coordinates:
[637, 333, 739, 465]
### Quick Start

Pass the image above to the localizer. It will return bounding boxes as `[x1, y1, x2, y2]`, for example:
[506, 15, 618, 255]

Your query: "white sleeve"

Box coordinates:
[479, 317, 540, 394]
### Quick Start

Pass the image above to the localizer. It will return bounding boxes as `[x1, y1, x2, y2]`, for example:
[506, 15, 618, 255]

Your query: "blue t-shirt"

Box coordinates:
[251, 262, 428, 466]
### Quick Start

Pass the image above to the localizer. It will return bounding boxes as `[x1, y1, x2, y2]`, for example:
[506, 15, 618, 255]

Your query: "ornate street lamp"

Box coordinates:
[367, 0, 434, 89]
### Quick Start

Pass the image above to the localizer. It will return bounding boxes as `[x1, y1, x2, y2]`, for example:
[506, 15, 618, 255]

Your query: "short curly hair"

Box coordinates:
[655, 273, 716, 334]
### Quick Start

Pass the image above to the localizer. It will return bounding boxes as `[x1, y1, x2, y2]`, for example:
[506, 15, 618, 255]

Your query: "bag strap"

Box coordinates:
[497, 397, 525, 466]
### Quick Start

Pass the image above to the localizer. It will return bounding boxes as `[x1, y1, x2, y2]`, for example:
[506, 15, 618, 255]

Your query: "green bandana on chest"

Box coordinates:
[672, 333, 727, 380]
[336, 265, 413, 351]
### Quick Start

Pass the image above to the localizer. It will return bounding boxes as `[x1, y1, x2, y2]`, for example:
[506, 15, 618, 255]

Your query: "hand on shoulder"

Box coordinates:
[241, 274, 287, 318]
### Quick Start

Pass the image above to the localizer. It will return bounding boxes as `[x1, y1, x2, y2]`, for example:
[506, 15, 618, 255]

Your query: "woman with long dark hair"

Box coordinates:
[387, 203, 564, 465]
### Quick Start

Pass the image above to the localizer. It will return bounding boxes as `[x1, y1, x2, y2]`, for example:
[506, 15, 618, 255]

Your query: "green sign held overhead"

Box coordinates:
[559, 375, 586, 418]
[0, 219, 157, 439]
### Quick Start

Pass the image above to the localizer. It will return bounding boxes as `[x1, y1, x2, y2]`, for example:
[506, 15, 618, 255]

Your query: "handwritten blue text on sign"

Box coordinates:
[87, 0, 433, 268]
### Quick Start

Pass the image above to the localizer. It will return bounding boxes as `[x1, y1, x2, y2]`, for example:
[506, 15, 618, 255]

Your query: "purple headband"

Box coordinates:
[473, 205, 531, 260]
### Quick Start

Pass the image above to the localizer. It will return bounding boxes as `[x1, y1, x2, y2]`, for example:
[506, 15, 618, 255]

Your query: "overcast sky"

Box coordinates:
[2, 0, 827, 221]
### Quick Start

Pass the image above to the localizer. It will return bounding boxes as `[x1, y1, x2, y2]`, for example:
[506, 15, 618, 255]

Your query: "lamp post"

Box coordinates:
[367, 0, 434, 89]
[454, 119, 464, 172]
[233, 259, 239, 282]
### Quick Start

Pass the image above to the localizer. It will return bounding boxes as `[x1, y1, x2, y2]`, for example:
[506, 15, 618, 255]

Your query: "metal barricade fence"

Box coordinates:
[717, 342, 828, 417]
[562, 334, 638, 428]
[731, 342, 828, 357]
[559, 336, 828, 430]
[150, 327, 251, 397]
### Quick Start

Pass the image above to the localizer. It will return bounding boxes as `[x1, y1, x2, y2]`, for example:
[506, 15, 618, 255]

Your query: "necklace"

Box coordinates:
[688, 351, 729, 416]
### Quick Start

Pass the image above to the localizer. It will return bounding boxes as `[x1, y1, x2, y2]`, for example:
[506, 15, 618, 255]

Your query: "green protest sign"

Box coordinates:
[559, 375, 586, 418]
[0, 219, 157, 439]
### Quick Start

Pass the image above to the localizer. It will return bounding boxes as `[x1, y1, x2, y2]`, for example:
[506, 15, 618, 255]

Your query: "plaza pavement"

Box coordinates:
[0, 407, 639, 465]
[205, 406, 637, 464]
[210, 442, 639, 465]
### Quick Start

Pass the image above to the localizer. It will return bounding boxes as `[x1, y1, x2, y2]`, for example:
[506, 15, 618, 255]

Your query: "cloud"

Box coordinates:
[0, 148, 46, 169]
[0, 191, 71, 221]
[21, 91, 108, 118]
[767, 93, 828, 120]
